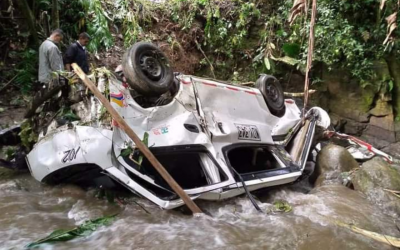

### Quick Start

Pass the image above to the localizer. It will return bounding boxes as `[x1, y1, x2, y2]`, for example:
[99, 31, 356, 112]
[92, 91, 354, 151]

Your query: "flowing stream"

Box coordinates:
[0, 171, 399, 250]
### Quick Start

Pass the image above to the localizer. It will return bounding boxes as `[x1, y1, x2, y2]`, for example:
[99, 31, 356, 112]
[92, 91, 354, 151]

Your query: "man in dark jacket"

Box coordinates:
[64, 32, 90, 73]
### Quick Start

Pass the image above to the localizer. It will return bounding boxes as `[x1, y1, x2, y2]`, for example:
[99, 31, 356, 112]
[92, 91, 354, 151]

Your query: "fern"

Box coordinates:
[79, 0, 114, 53]
[14, 49, 38, 94]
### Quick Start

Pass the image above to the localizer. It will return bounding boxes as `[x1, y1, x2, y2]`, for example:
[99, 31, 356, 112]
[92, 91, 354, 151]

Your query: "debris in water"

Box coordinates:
[270, 200, 293, 213]
[334, 220, 400, 247]
[25, 214, 117, 248]
[383, 189, 400, 199]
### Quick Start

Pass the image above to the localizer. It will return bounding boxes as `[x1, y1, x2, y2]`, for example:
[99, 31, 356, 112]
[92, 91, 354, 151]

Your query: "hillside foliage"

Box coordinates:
[0, 0, 399, 92]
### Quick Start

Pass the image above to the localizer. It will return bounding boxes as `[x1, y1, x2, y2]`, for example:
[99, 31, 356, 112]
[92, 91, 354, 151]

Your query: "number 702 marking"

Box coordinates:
[62, 147, 81, 163]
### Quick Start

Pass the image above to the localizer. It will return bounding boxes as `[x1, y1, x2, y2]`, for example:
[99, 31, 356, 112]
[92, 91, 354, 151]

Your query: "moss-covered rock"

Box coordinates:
[361, 86, 377, 112]
[351, 157, 400, 215]
[329, 98, 371, 122]
[372, 60, 392, 82]
[369, 99, 393, 117]
[311, 144, 359, 187]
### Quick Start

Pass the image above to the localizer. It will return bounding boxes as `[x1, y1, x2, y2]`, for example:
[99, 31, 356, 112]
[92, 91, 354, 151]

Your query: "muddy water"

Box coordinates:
[0, 172, 399, 250]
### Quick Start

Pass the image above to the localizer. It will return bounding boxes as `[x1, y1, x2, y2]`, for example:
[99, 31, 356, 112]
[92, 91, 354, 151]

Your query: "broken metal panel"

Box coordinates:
[271, 100, 302, 136]
[104, 166, 197, 210]
[174, 76, 198, 113]
[109, 77, 207, 148]
[190, 77, 275, 144]
[326, 131, 396, 164]
[200, 172, 302, 200]
[27, 126, 113, 182]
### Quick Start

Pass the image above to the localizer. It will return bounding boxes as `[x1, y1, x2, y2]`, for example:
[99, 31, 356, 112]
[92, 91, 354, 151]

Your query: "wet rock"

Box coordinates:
[343, 119, 367, 136]
[310, 92, 330, 111]
[0, 149, 28, 171]
[312, 144, 359, 186]
[372, 60, 392, 82]
[351, 157, 400, 215]
[327, 78, 342, 96]
[360, 134, 391, 150]
[369, 114, 396, 131]
[0, 125, 21, 146]
[325, 70, 375, 123]
[382, 142, 400, 159]
[329, 99, 370, 123]
[329, 113, 342, 127]
[364, 125, 397, 143]
[369, 99, 392, 117]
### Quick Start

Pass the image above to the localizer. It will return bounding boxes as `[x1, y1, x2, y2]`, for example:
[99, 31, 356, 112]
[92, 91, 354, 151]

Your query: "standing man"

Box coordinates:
[38, 29, 64, 84]
[64, 32, 90, 73]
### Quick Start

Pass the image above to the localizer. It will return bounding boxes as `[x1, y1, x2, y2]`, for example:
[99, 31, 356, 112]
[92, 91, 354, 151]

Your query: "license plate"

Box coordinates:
[235, 124, 261, 141]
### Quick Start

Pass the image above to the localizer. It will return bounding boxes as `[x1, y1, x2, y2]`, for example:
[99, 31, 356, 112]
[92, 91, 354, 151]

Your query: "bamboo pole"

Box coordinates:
[71, 63, 203, 214]
[302, 0, 317, 117]
[293, 119, 311, 164]
[284, 89, 316, 97]
[335, 221, 400, 247]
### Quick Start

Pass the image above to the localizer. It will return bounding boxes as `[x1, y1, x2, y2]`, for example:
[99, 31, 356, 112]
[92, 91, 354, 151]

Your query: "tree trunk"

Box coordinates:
[15, 0, 39, 46]
[43, 12, 51, 38]
[51, 0, 59, 30]
[386, 53, 400, 116]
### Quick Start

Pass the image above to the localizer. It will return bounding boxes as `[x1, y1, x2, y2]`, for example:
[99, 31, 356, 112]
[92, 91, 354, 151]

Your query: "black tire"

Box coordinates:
[255, 74, 286, 117]
[122, 42, 173, 96]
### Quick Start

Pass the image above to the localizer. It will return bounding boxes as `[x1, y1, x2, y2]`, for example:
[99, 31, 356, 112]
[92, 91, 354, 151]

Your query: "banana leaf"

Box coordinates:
[137, 132, 149, 166]
[118, 132, 149, 162]
[271, 55, 299, 66]
[25, 214, 117, 248]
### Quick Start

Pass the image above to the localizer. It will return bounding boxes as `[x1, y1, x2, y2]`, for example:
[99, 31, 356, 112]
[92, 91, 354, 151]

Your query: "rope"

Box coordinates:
[230, 167, 263, 213]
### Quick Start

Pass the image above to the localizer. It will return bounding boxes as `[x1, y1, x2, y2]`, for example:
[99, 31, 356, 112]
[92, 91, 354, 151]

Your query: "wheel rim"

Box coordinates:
[139, 54, 162, 81]
[266, 82, 279, 102]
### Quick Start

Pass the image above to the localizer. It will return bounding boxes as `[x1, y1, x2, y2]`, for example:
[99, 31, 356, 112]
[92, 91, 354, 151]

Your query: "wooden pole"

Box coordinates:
[302, 0, 317, 117]
[293, 119, 311, 163]
[71, 63, 203, 214]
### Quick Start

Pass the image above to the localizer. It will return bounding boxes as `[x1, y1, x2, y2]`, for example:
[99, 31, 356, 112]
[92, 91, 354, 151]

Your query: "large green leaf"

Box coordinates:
[119, 146, 133, 158]
[26, 214, 117, 248]
[388, 80, 394, 92]
[282, 43, 301, 57]
[271, 56, 299, 66]
[264, 57, 271, 70]
[137, 132, 149, 166]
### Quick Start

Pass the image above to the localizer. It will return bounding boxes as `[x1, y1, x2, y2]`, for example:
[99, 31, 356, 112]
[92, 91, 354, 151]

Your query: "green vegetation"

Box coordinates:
[26, 214, 117, 248]
[1, 0, 399, 94]
[19, 119, 37, 149]
[13, 49, 38, 94]
[269, 200, 293, 213]
[119, 132, 149, 167]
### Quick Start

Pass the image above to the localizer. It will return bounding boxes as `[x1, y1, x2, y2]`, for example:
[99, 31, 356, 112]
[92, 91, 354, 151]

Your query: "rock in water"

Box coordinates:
[352, 157, 400, 216]
[312, 144, 359, 186]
